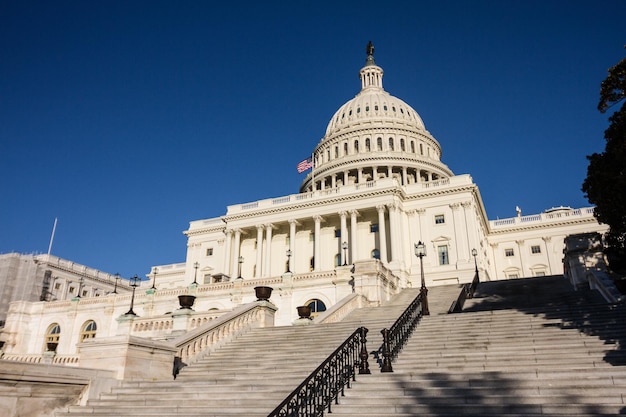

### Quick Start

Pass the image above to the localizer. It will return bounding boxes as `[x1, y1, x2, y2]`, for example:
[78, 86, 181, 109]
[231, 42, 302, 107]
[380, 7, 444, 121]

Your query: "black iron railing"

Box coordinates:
[380, 291, 424, 372]
[448, 272, 480, 314]
[268, 326, 370, 417]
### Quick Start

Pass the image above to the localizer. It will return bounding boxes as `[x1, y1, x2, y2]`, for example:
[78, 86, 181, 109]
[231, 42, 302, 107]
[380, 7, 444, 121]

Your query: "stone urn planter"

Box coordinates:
[297, 305, 312, 319]
[178, 295, 196, 310]
[254, 286, 273, 301]
[46, 342, 58, 352]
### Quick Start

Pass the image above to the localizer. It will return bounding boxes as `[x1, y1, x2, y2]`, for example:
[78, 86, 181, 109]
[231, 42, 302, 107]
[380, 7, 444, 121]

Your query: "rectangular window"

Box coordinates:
[435, 214, 445, 224]
[505, 248, 514, 257]
[335, 229, 341, 238]
[370, 223, 379, 233]
[69, 286, 75, 294]
[206, 248, 213, 256]
[531, 245, 541, 254]
[54, 283, 61, 290]
[437, 245, 449, 265]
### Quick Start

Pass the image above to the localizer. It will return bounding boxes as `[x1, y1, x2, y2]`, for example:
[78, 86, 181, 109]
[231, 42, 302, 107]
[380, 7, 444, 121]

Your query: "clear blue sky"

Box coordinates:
[1, 1, 625, 278]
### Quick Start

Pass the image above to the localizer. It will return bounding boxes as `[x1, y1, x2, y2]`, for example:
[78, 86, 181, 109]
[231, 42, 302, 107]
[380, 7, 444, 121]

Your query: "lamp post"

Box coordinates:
[342, 241, 348, 266]
[125, 275, 140, 316]
[113, 273, 120, 294]
[237, 256, 244, 279]
[471, 248, 479, 278]
[150, 267, 158, 290]
[414, 241, 429, 315]
[286, 249, 292, 273]
[193, 262, 199, 285]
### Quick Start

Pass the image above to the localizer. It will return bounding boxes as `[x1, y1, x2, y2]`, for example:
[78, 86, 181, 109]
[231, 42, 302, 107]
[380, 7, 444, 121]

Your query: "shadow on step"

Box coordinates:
[460, 276, 626, 367]
[379, 371, 624, 416]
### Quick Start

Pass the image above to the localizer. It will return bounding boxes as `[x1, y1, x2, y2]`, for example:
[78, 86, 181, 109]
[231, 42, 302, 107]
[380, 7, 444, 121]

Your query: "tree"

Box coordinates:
[582, 48, 626, 251]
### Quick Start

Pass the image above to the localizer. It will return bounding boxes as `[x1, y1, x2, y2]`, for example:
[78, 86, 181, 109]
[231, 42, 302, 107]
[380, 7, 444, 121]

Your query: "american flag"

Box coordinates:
[296, 157, 313, 173]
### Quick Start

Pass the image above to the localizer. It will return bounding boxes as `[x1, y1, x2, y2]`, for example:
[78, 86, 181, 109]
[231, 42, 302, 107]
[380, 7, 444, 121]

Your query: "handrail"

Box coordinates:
[268, 326, 370, 417]
[449, 272, 480, 314]
[380, 291, 424, 372]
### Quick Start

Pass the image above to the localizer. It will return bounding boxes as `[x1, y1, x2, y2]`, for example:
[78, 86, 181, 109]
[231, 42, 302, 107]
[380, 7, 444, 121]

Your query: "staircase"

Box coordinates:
[56, 277, 626, 416]
[331, 276, 626, 416]
[55, 291, 424, 417]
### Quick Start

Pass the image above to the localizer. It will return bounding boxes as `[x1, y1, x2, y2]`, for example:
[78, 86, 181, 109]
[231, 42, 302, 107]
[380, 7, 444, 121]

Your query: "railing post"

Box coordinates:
[359, 327, 371, 374]
[380, 328, 393, 373]
[420, 286, 430, 316]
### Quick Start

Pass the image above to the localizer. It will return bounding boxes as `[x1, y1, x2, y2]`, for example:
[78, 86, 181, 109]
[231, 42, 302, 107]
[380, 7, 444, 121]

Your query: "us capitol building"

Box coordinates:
[0, 44, 607, 370]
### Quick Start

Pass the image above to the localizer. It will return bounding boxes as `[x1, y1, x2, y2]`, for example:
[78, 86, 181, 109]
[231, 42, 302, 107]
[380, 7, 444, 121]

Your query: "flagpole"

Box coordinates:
[311, 152, 315, 193]
[47, 217, 58, 258]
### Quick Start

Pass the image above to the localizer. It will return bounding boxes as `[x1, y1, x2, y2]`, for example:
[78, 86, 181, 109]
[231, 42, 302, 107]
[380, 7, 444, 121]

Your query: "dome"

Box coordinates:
[325, 79, 426, 137]
[299, 42, 453, 194]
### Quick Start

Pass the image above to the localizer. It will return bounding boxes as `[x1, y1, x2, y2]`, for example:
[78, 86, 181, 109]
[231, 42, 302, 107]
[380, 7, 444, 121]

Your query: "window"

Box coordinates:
[82, 290, 88, 297]
[410, 141, 415, 153]
[419, 143, 424, 155]
[80, 320, 97, 341]
[45, 323, 61, 351]
[370, 223, 379, 233]
[354, 140, 359, 153]
[507, 273, 519, 279]
[335, 229, 341, 238]
[434, 214, 445, 224]
[334, 254, 341, 267]
[365, 138, 371, 151]
[377, 137, 383, 151]
[388, 138, 394, 151]
[69, 286, 75, 294]
[335, 146, 339, 158]
[438, 245, 449, 265]
[535, 271, 546, 277]
[371, 249, 380, 259]
[505, 248, 514, 257]
[54, 283, 61, 290]
[306, 299, 327, 318]
[400, 138, 405, 151]
[343, 142, 348, 156]
[309, 257, 315, 271]
[531, 245, 541, 254]
[206, 248, 213, 256]
[204, 274, 213, 284]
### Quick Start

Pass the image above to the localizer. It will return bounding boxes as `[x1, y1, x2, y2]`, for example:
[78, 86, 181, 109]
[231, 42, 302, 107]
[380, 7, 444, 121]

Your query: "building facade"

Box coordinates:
[0, 45, 608, 365]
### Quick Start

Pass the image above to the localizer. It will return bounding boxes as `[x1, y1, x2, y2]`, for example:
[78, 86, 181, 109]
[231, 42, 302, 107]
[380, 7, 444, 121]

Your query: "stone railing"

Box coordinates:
[314, 293, 369, 324]
[129, 310, 226, 338]
[172, 300, 277, 365]
[490, 207, 597, 229]
[1, 353, 80, 365]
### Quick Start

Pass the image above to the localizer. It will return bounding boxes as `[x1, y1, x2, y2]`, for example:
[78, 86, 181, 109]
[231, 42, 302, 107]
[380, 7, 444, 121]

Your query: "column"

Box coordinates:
[388, 203, 400, 263]
[449, 203, 463, 262]
[231, 229, 242, 278]
[331, 174, 336, 189]
[313, 215, 322, 271]
[402, 167, 408, 185]
[289, 220, 297, 272]
[264, 224, 273, 277]
[339, 211, 348, 265]
[350, 210, 359, 263]
[542, 236, 553, 274]
[224, 229, 233, 277]
[357, 168, 363, 184]
[387, 166, 392, 178]
[255, 225, 264, 278]
[377, 205, 388, 263]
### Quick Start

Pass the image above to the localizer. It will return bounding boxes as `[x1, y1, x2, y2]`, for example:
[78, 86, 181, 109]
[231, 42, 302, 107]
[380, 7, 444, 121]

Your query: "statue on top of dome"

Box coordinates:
[365, 41, 376, 66]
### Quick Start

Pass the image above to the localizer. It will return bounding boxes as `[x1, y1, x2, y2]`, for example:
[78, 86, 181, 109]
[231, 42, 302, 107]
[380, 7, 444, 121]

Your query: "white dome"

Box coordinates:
[325, 84, 426, 137]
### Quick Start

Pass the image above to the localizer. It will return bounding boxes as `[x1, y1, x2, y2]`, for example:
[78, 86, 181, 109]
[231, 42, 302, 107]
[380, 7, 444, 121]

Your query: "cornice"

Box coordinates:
[488, 217, 601, 235]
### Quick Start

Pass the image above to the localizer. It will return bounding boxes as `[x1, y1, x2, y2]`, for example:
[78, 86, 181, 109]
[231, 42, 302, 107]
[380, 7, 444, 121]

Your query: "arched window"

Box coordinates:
[343, 142, 348, 156]
[371, 249, 380, 259]
[400, 138, 405, 151]
[365, 138, 371, 151]
[389, 138, 395, 151]
[354, 140, 359, 153]
[335, 146, 339, 158]
[45, 323, 61, 352]
[419, 143, 424, 155]
[305, 299, 327, 318]
[410, 141, 416, 153]
[81, 320, 97, 341]
[377, 137, 383, 151]
[309, 257, 315, 272]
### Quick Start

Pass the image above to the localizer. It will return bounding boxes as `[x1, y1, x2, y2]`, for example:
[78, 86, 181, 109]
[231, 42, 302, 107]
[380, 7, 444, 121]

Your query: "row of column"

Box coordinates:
[221, 205, 402, 278]
[308, 166, 442, 192]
